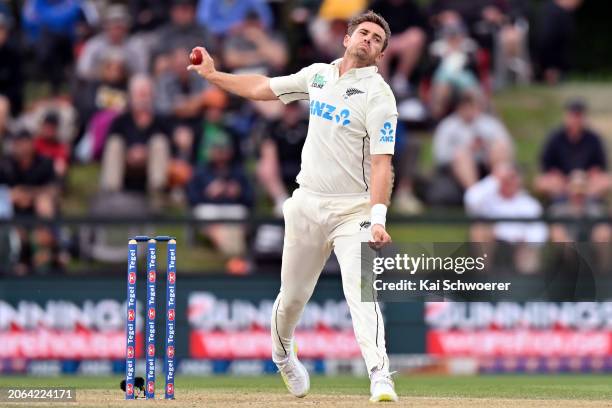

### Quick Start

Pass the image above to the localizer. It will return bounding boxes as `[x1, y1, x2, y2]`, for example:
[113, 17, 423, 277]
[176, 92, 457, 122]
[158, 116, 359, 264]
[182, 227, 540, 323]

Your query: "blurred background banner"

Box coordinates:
[425, 301, 612, 358]
[3, 276, 612, 375]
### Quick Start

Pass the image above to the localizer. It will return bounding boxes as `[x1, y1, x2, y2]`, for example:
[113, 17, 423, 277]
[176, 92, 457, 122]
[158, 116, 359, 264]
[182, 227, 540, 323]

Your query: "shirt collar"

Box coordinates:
[331, 58, 378, 78]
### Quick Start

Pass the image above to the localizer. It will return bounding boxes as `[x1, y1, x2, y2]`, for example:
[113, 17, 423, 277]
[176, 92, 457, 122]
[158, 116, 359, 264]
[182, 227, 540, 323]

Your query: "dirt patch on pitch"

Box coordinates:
[10, 390, 612, 408]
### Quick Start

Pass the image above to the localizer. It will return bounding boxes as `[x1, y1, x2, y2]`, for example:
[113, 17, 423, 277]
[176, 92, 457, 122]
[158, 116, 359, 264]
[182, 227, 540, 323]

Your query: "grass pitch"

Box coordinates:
[1, 375, 612, 407]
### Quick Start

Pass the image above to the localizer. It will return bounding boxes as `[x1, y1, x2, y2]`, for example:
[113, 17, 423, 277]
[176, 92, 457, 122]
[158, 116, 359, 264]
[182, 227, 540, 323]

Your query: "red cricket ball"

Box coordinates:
[190, 48, 203, 65]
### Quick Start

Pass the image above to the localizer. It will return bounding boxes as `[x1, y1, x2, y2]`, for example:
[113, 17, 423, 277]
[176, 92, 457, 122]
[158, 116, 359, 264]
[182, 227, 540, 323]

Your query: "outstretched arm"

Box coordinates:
[187, 46, 278, 101]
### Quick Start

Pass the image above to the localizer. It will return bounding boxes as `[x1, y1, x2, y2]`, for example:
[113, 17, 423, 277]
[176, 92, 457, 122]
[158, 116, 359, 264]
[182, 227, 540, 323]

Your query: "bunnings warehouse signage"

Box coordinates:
[426, 302, 612, 356]
[188, 292, 360, 359]
[3, 276, 611, 367]
[0, 276, 420, 362]
[0, 298, 140, 359]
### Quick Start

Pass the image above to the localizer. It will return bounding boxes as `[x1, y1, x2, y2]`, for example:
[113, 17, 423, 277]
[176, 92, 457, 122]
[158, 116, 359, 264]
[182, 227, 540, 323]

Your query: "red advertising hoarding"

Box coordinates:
[0, 299, 143, 359]
[425, 302, 612, 357]
[188, 292, 361, 359]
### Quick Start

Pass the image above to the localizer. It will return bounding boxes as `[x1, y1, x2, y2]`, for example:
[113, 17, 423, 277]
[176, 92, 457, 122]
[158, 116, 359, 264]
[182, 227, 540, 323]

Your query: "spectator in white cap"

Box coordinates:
[77, 4, 148, 81]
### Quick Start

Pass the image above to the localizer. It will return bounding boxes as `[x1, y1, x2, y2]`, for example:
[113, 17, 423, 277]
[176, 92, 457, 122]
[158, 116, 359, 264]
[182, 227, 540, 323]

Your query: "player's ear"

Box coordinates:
[375, 51, 385, 64]
[343, 34, 351, 48]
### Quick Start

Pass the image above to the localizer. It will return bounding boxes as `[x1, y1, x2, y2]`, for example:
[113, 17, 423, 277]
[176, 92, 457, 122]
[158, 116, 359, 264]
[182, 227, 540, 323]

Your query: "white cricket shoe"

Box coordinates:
[275, 345, 310, 398]
[369, 369, 398, 402]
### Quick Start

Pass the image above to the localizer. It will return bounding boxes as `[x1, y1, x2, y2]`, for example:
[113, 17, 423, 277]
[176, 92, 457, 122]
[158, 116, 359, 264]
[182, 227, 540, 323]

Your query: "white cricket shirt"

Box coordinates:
[269, 58, 397, 195]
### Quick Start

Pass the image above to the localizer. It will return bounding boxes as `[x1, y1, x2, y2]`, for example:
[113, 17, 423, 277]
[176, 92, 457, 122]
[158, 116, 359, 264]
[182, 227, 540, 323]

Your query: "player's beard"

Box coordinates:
[348, 43, 377, 66]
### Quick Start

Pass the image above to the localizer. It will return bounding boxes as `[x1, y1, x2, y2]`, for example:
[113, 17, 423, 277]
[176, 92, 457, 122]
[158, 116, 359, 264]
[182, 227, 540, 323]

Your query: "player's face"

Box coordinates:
[343, 22, 386, 65]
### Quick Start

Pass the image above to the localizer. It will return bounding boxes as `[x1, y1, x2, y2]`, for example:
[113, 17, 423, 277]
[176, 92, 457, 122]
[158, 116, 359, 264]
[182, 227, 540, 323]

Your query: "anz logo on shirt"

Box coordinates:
[379, 122, 394, 143]
[309, 100, 351, 126]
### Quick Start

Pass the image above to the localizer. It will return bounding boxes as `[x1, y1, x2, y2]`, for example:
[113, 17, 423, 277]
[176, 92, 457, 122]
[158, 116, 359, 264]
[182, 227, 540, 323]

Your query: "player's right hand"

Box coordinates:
[369, 224, 391, 250]
[187, 46, 216, 79]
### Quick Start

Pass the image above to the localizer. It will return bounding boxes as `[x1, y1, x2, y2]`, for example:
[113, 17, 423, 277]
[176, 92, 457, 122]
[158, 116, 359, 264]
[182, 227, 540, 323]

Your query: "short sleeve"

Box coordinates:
[540, 131, 558, 171]
[367, 84, 398, 155]
[269, 65, 312, 104]
[590, 133, 607, 170]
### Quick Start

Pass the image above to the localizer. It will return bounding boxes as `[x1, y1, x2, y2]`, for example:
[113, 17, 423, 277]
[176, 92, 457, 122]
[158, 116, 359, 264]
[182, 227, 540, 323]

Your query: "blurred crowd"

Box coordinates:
[0, 0, 603, 275]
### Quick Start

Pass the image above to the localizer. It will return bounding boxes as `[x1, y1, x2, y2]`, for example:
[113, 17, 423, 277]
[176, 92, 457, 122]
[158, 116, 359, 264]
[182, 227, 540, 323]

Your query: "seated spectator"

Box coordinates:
[22, 0, 82, 93]
[186, 132, 254, 259]
[256, 103, 308, 217]
[535, 99, 610, 201]
[33, 111, 70, 179]
[151, 0, 213, 75]
[0, 130, 65, 275]
[549, 170, 611, 243]
[476, 1, 531, 88]
[428, 22, 480, 119]
[73, 50, 130, 162]
[466, 162, 548, 242]
[155, 46, 206, 127]
[536, 0, 583, 85]
[0, 130, 58, 217]
[100, 74, 170, 208]
[429, 92, 512, 205]
[430, 0, 531, 90]
[465, 162, 547, 274]
[222, 12, 288, 75]
[371, 0, 427, 96]
[77, 5, 147, 82]
[548, 170, 611, 274]
[427, 0, 482, 30]
[195, 90, 242, 166]
[75, 49, 129, 130]
[16, 100, 77, 166]
[196, 0, 273, 36]
[0, 12, 23, 115]
[166, 87, 238, 200]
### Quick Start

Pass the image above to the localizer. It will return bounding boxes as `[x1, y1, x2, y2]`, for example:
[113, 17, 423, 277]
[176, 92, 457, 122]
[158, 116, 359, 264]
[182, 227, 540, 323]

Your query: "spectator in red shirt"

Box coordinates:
[33, 111, 69, 179]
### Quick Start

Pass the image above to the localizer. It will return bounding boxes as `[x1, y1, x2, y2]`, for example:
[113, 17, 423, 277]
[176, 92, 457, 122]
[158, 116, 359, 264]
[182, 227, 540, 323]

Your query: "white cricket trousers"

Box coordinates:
[271, 188, 389, 373]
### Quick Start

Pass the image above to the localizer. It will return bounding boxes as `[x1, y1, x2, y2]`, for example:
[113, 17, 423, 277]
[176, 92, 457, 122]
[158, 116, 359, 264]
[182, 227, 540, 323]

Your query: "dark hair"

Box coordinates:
[565, 98, 587, 113]
[347, 10, 391, 51]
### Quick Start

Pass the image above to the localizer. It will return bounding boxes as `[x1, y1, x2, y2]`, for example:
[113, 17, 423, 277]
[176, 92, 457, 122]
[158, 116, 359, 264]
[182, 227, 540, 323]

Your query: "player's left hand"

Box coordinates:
[370, 224, 391, 249]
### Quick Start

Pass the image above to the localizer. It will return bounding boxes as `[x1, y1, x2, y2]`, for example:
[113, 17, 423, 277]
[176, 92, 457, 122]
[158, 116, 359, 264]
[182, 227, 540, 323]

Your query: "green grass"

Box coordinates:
[2, 375, 612, 400]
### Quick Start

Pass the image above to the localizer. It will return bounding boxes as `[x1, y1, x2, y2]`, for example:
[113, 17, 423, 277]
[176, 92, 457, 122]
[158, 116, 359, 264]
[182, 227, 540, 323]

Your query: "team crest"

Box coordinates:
[359, 221, 371, 230]
[343, 87, 364, 100]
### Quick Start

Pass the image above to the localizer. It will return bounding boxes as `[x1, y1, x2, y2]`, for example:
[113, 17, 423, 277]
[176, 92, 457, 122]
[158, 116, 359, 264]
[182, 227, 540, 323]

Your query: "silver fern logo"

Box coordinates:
[343, 87, 364, 100]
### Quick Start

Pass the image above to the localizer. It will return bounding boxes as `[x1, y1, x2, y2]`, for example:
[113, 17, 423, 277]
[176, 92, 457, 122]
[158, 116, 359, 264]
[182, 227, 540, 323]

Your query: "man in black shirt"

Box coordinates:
[535, 99, 610, 201]
[100, 74, 170, 196]
[0, 130, 57, 217]
[0, 130, 64, 275]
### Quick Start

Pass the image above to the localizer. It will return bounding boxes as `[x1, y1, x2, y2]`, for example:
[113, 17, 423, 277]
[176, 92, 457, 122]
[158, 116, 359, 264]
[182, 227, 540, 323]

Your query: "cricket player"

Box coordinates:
[188, 10, 398, 402]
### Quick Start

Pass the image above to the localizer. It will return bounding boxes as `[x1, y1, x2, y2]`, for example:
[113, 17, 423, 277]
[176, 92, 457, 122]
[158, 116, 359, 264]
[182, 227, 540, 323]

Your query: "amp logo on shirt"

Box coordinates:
[310, 100, 351, 126]
[379, 122, 394, 143]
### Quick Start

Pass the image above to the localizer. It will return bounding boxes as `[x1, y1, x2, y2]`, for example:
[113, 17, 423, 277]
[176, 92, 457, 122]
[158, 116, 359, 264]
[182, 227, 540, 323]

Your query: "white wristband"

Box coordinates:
[370, 204, 387, 227]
